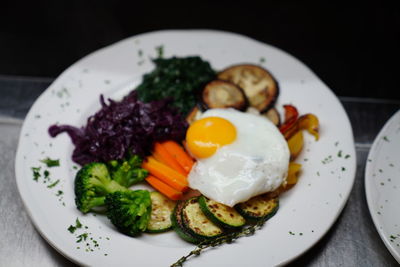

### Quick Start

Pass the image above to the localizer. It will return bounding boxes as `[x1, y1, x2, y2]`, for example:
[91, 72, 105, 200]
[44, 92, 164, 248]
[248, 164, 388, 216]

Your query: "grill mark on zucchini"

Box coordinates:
[199, 196, 246, 229]
[262, 107, 281, 126]
[182, 197, 224, 240]
[146, 192, 176, 233]
[236, 194, 279, 221]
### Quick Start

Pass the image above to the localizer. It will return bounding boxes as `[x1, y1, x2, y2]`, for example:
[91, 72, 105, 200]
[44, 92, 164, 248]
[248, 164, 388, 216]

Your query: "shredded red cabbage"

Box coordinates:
[49, 91, 188, 165]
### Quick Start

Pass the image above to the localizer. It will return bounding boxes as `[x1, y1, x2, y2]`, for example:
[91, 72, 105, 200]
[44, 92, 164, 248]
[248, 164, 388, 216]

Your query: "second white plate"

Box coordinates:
[366, 110, 400, 263]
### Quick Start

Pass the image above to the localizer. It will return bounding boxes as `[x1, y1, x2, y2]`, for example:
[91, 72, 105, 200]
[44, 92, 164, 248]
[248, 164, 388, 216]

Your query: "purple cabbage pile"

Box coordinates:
[49, 91, 188, 165]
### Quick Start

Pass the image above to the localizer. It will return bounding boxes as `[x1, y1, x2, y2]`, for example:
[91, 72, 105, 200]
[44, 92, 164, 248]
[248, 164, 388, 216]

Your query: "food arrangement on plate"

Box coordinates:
[48, 55, 320, 265]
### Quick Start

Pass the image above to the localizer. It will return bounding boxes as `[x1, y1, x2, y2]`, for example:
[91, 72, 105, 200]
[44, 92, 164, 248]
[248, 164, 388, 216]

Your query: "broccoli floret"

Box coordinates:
[105, 190, 152, 236]
[75, 162, 128, 213]
[108, 155, 149, 187]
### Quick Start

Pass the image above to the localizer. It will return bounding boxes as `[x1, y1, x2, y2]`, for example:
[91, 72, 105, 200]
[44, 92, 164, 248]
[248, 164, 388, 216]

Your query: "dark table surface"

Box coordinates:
[1, 76, 400, 266]
[1, 2, 400, 100]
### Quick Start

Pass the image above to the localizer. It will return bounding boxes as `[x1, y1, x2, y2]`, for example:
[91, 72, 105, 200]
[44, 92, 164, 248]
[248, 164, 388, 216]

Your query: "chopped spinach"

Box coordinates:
[136, 56, 216, 115]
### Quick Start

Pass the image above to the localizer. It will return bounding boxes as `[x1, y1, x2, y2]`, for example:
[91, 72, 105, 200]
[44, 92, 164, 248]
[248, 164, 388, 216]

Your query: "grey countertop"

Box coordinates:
[1, 76, 400, 267]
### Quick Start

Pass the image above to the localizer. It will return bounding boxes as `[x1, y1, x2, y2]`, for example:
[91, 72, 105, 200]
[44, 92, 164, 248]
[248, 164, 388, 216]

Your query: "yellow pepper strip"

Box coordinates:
[287, 130, 304, 161]
[269, 162, 302, 196]
[286, 162, 302, 186]
[298, 114, 319, 141]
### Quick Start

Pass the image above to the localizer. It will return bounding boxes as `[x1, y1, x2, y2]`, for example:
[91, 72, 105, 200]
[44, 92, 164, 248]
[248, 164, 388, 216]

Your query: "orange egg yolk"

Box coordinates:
[185, 117, 237, 159]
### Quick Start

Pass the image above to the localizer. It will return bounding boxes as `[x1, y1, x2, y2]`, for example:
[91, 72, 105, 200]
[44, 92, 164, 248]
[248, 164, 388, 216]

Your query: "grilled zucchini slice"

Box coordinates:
[182, 197, 224, 240]
[171, 201, 201, 243]
[218, 64, 279, 112]
[146, 192, 176, 233]
[201, 80, 248, 110]
[198, 196, 246, 229]
[236, 194, 279, 221]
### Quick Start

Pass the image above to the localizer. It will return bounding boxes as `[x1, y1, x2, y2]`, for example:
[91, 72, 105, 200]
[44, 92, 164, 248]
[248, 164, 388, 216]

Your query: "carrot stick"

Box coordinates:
[142, 156, 189, 192]
[161, 141, 194, 173]
[153, 142, 187, 175]
[146, 175, 183, 200]
[152, 150, 166, 164]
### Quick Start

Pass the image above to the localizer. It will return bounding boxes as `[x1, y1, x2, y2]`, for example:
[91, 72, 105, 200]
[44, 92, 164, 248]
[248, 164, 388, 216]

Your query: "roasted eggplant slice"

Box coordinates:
[201, 80, 248, 110]
[186, 105, 203, 124]
[262, 107, 281, 126]
[218, 64, 279, 112]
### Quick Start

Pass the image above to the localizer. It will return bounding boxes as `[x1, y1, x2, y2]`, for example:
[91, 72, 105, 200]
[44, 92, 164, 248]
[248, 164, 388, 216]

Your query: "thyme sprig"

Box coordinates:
[170, 219, 267, 267]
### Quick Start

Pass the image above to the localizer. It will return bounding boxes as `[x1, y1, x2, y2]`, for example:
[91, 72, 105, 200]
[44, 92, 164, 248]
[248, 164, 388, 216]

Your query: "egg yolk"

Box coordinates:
[186, 117, 237, 158]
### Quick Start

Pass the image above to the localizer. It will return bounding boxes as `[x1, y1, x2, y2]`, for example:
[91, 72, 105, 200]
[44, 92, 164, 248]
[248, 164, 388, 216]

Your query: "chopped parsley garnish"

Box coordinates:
[68, 218, 83, 233]
[56, 190, 64, 196]
[77, 233, 88, 243]
[334, 141, 339, 147]
[68, 225, 77, 234]
[47, 179, 60, 188]
[44, 170, 50, 177]
[32, 167, 41, 181]
[56, 88, 70, 98]
[345, 154, 350, 159]
[155, 45, 164, 58]
[383, 136, 390, 142]
[322, 155, 333, 164]
[75, 218, 82, 228]
[40, 157, 60, 167]
[337, 150, 342, 157]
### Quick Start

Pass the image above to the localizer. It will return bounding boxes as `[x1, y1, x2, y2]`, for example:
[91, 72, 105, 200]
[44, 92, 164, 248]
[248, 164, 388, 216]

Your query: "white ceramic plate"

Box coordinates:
[15, 30, 356, 266]
[365, 110, 400, 263]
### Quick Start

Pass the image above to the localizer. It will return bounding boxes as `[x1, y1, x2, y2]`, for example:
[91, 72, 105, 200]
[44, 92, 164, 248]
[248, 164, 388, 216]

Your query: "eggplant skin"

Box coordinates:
[186, 105, 203, 125]
[217, 64, 279, 113]
[262, 107, 281, 127]
[201, 80, 248, 111]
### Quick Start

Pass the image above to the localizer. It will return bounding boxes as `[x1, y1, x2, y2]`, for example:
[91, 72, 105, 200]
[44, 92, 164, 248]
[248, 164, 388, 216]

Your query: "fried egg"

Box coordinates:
[186, 108, 290, 207]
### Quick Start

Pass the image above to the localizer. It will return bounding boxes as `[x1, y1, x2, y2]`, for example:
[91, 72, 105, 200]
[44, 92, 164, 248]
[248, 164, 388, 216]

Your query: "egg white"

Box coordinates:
[187, 108, 290, 207]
